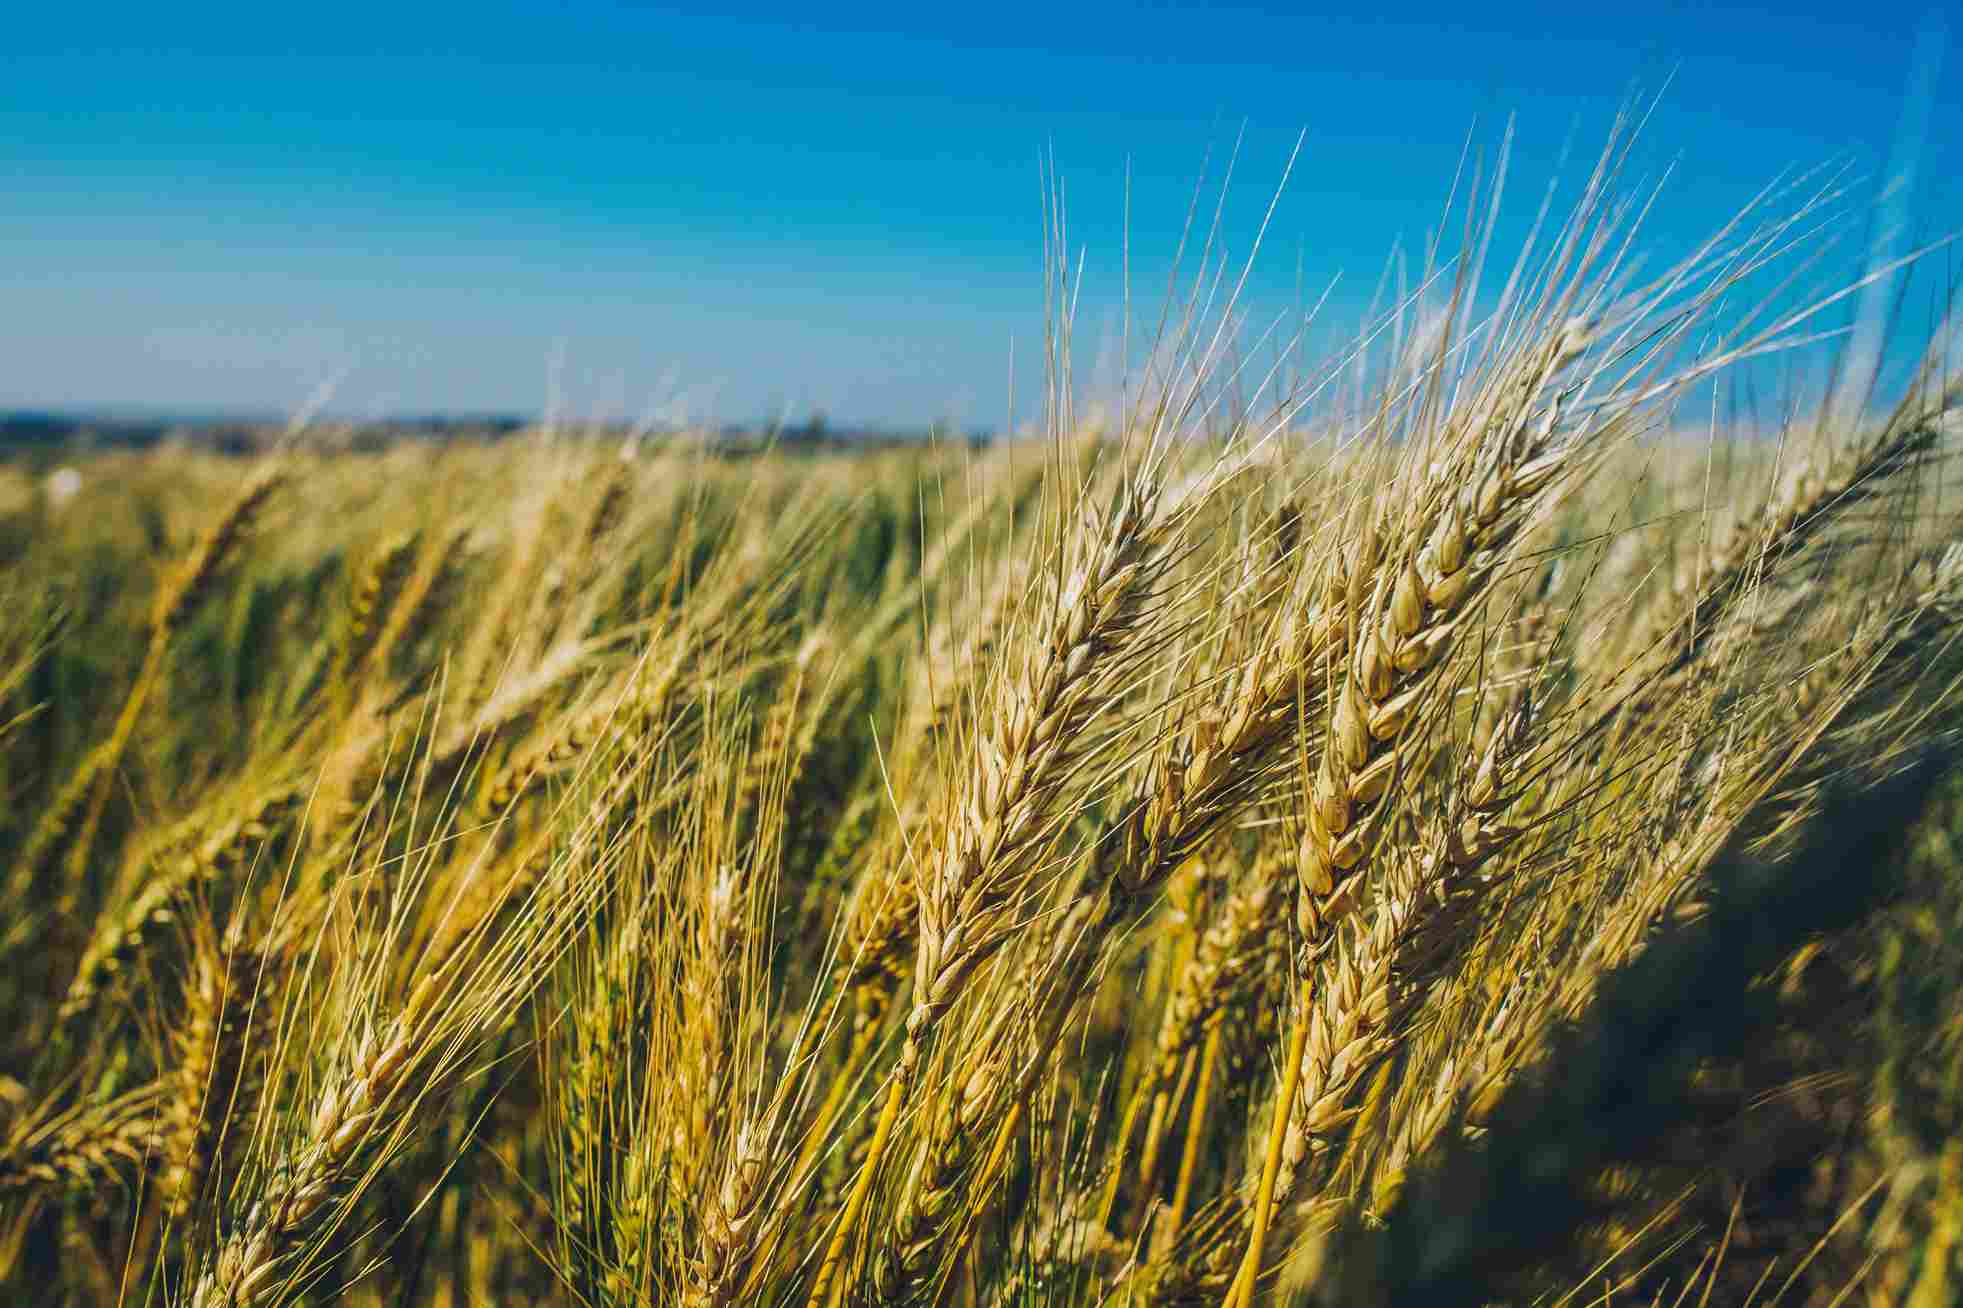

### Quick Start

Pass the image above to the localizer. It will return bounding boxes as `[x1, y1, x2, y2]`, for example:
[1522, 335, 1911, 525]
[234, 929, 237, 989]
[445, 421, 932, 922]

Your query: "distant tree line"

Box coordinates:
[0, 410, 994, 458]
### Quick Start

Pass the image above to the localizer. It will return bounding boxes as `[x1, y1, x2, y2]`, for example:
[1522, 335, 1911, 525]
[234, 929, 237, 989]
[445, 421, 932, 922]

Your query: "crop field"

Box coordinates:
[2, 163, 1962, 1308]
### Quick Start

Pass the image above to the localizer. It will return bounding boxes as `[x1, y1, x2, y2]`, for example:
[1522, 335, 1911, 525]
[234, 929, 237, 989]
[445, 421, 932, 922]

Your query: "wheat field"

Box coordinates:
[3, 147, 1963, 1308]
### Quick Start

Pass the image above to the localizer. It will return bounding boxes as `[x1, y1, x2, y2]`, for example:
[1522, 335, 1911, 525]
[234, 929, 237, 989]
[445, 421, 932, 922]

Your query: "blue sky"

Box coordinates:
[1, 1, 1956, 427]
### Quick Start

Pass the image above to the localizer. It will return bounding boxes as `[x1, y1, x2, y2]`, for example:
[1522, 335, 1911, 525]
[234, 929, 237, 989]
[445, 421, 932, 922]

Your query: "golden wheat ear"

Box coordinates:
[1325, 748, 1953, 1308]
[0, 1082, 163, 1200]
[6, 464, 286, 957]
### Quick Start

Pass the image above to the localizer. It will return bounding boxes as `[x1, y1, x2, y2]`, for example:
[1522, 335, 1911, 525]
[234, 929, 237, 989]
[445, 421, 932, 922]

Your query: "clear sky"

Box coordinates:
[1, 1, 1956, 428]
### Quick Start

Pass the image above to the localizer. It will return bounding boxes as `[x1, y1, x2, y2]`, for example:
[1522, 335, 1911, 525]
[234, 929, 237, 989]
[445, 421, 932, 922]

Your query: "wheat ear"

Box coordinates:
[806, 472, 1177, 1308]
[1327, 752, 1949, 1307]
[61, 781, 304, 1023]
[9, 466, 284, 918]
[163, 921, 269, 1221]
[1231, 319, 1589, 1308]
[0, 1082, 163, 1198]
